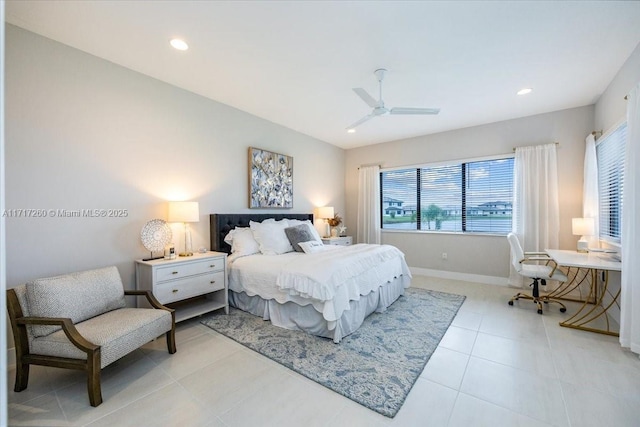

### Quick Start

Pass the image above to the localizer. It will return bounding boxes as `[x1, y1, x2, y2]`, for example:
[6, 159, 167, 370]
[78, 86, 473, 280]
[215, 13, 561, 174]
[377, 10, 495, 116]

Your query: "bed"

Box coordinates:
[209, 213, 411, 342]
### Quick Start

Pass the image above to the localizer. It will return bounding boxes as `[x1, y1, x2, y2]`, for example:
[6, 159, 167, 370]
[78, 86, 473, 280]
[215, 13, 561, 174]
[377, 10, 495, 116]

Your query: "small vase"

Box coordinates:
[331, 228, 338, 237]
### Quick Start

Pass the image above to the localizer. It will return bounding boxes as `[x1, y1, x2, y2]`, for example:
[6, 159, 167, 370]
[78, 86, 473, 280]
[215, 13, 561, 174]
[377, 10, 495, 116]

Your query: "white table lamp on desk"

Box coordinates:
[572, 217, 595, 253]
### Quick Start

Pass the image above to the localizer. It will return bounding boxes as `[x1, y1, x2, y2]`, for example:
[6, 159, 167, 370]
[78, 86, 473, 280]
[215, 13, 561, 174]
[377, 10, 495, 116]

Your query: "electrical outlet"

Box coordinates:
[442, 252, 447, 260]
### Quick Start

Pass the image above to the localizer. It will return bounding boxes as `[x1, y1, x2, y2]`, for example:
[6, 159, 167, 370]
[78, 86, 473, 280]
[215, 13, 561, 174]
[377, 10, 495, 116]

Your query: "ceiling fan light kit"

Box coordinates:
[347, 68, 440, 131]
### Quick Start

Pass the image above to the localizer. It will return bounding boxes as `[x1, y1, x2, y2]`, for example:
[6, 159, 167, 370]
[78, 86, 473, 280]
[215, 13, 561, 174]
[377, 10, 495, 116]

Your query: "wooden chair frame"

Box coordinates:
[6, 289, 176, 407]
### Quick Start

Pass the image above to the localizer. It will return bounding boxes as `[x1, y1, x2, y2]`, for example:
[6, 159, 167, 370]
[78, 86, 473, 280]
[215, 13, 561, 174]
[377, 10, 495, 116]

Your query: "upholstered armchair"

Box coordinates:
[6, 266, 176, 407]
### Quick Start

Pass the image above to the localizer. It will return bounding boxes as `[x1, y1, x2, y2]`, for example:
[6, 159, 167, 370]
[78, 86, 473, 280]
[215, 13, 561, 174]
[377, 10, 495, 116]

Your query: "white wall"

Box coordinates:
[4, 25, 345, 350]
[345, 105, 594, 281]
[595, 42, 640, 133]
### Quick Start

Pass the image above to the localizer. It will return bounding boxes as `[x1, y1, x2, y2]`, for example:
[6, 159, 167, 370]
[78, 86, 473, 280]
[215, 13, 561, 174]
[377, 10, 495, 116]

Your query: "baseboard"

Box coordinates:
[410, 267, 510, 287]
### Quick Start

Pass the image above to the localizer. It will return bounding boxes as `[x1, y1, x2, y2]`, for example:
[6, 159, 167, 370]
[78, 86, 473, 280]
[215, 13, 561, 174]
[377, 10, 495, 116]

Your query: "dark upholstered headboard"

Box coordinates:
[209, 213, 314, 254]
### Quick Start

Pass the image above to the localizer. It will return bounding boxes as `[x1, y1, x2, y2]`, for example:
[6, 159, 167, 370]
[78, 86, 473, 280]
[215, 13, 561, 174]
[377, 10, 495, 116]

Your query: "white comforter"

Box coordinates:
[228, 244, 411, 323]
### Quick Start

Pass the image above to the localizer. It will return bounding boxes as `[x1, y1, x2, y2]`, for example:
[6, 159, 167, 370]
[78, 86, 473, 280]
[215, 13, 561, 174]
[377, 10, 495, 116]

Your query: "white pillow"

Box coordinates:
[228, 228, 260, 257]
[286, 219, 322, 243]
[249, 219, 293, 255]
[224, 227, 247, 244]
[298, 240, 330, 254]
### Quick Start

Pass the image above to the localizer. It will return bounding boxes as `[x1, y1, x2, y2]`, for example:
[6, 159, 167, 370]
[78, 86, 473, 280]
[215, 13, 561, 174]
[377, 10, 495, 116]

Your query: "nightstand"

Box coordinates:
[321, 236, 353, 246]
[135, 251, 228, 323]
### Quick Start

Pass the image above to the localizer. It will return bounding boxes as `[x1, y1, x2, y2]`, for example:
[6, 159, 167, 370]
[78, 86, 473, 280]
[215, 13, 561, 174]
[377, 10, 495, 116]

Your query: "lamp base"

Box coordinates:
[179, 252, 194, 257]
[577, 238, 589, 253]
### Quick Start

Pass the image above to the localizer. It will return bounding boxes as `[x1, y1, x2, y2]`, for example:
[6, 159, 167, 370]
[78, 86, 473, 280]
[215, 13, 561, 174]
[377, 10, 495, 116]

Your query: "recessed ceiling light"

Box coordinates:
[347, 128, 356, 133]
[170, 38, 189, 51]
[517, 88, 532, 95]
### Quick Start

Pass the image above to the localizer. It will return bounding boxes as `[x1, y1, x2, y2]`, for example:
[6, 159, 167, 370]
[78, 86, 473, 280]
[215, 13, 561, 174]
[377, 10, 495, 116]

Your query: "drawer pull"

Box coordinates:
[172, 289, 179, 293]
[210, 280, 216, 284]
[172, 271, 178, 275]
[210, 264, 215, 268]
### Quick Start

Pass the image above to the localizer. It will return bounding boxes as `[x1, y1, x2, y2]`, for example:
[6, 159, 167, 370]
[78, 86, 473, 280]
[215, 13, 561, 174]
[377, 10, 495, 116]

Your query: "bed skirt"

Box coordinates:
[228, 274, 411, 343]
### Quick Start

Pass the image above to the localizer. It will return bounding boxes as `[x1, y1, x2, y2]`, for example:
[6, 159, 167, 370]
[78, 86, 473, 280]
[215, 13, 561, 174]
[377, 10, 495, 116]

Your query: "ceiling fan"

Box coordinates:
[347, 68, 440, 131]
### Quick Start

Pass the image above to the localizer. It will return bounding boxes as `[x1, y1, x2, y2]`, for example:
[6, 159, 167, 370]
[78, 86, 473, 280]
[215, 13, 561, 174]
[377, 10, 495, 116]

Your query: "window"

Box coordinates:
[596, 122, 626, 243]
[381, 157, 514, 234]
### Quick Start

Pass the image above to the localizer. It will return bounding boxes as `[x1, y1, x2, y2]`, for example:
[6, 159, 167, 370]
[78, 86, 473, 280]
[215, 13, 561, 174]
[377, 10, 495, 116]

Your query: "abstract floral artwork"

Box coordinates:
[249, 147, 293, 208]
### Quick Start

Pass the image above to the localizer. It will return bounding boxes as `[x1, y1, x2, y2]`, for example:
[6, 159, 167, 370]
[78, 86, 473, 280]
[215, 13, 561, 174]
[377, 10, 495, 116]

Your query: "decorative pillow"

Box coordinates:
[229, 227, 260, 257]
[25, 266, 126, 338]
[298, 240, 329, 254]
[223, 227, 246, 245]
[249, 219, 293, 255]
[286, 219, 323, 243]
[284, 224, 317, 252]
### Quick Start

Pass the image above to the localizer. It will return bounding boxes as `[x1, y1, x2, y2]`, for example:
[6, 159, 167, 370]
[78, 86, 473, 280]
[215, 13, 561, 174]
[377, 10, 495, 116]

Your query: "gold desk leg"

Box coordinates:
[559, 269, 619, 337]
[546, 266, 594, 304]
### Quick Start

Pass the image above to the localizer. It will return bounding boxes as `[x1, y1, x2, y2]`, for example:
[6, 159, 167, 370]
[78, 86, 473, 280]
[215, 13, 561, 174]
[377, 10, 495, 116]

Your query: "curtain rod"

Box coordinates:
[512, 142, 559, 152]
[357, 164, 381, 170]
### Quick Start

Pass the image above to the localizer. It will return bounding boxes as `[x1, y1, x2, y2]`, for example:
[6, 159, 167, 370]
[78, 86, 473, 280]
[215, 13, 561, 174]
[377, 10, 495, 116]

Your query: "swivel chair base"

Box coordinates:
[508, 278, 567, 315]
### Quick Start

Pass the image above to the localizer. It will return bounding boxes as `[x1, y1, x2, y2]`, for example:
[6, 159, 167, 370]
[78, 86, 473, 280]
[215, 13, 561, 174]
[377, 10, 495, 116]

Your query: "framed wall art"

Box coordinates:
[249, 147, 293, 208]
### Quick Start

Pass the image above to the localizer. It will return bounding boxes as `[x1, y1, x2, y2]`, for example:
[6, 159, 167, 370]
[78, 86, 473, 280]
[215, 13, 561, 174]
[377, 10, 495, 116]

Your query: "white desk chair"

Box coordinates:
[507, 233, 568, 314]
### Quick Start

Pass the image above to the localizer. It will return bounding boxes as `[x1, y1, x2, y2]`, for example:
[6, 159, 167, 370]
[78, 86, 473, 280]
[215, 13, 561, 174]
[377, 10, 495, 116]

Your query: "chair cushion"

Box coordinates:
[26, 266, 126, 338]
[520, 264, 568, 282]
[30, 308, 172, 368]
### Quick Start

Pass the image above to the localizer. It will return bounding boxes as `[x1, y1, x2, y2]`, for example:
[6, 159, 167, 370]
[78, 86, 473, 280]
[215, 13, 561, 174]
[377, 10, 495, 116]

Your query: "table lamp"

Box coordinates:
[572, 217, 595, 253]
[168, 201, 200, 256]
[316, 206, 334, 238]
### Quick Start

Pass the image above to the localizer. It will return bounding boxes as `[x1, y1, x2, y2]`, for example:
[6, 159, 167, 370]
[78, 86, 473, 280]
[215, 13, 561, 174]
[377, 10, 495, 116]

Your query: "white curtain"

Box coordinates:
[620, 83, 640, 355]
[583, 133, 600, 248]
[510, 143, 560, 286]
[357, 165, 381, 244]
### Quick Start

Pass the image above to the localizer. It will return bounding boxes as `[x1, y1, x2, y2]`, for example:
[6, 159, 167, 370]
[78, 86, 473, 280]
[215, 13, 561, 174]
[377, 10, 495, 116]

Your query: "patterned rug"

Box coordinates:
[200, 287, 465, 418]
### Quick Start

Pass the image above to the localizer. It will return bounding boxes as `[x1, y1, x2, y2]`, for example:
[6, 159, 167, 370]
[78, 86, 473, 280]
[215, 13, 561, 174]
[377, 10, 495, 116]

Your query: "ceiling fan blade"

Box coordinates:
[346, 114, 374, 130]
[390, 107, 440, 115]
[352, 88, 379, 108]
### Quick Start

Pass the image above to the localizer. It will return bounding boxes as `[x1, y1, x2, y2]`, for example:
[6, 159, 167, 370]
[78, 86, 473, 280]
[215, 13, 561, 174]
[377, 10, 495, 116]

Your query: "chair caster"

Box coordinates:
[508, 301, 514, 306]
[537, 309, 543, 315]
[560, 307, 566, 313]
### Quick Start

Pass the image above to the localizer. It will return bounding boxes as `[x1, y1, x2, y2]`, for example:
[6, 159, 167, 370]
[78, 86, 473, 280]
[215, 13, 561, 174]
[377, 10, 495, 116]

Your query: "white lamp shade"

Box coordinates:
[572, 217, 595, 236]
[168, 201, 200, 223]
[316, 206, 334, 219]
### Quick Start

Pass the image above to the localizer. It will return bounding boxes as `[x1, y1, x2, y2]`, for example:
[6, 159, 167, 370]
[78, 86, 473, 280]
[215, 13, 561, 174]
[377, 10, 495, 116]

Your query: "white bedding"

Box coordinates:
[228, 244, 411, 324]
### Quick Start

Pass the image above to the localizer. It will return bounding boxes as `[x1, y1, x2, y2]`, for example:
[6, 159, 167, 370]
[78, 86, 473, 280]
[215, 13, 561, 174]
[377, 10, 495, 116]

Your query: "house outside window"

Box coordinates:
[380, 157, 514, 234]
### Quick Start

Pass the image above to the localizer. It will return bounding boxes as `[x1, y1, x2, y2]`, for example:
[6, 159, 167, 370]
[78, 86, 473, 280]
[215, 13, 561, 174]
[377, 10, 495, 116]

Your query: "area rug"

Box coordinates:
[200, 287, 465, 418]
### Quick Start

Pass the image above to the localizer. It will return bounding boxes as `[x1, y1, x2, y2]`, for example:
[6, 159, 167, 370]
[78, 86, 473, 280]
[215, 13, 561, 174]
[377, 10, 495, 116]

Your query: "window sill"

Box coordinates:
[381, 229, 507, 238]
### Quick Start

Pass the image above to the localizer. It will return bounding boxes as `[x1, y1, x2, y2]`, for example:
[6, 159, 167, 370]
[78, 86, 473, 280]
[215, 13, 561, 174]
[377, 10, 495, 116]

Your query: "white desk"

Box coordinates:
[545, 249, 622, 336]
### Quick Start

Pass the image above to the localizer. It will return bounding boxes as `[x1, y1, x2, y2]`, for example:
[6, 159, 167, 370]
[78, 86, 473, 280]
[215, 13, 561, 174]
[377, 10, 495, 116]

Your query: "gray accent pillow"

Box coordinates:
[284, 224, 316, 252]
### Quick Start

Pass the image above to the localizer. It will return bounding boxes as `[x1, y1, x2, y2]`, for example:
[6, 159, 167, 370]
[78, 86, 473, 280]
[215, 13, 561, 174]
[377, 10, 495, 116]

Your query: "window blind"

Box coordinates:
[596, 123, 626, 243]
[381, 169, 418, 229]
[420, 164, 462, 231]
[465, 158, 514, 234]
[380, 156, 514, 234]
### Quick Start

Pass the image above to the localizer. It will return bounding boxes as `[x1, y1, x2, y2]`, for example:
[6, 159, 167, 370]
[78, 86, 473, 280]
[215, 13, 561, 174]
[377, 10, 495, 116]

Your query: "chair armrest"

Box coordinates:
[17, 316, 99, 354]
[125, 290, 175, 313]
[521, 256, 553, 262]
[524, 251, 549, 256]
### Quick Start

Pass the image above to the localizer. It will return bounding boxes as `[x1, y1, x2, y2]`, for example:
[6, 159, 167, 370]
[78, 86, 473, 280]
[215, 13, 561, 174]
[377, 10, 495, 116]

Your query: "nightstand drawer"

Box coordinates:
[155, 271, 225, 304]
[156, 258, 224, 282]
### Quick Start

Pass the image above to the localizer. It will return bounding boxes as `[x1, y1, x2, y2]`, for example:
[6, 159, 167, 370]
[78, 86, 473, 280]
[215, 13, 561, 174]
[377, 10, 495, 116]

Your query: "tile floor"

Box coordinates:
[6, 275, 640, 426]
